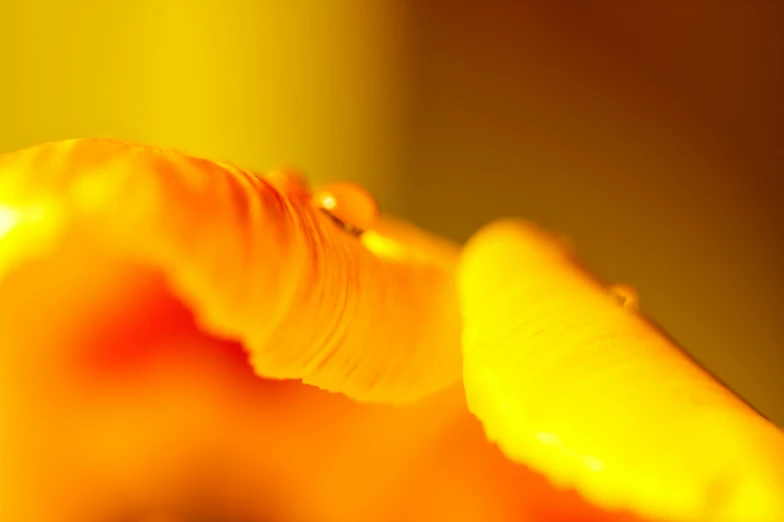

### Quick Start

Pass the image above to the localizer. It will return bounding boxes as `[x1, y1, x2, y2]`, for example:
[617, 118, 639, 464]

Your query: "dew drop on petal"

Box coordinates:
[608, 283, 640, 310]
[311, 182, 379, 234]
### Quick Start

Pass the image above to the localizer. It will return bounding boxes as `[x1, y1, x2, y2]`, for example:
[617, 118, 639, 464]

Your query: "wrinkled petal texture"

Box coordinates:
[0, 138, 462, 403]
[458, 219, 784, 522]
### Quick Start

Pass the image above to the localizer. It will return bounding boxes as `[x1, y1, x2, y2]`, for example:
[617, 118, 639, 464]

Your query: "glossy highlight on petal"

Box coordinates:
[0, 138, 462, 403]
[312, 182, 380, 234]
[457, 219, 784, 522]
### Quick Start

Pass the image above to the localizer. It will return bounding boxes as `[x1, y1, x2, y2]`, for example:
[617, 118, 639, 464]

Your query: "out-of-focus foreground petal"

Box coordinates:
[458, 219, 784, 522]
[0, 138, 461, 403]
[0, 231, 641, 521]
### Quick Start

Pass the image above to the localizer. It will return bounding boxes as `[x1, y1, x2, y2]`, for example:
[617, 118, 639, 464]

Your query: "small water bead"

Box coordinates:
[608, 284, 640, 310]
[312, 182, 379, 235]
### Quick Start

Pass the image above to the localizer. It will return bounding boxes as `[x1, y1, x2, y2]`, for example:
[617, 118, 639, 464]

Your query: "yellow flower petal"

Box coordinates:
[458, 219, 784, 522]
[0, 138, 461, 403]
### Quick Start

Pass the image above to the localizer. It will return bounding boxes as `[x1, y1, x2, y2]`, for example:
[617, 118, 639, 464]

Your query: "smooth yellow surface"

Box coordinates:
[458, 219, 784, 522]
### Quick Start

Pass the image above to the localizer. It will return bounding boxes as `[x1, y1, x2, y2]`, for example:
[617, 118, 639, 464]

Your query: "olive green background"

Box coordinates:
[2, 1, 782, 424]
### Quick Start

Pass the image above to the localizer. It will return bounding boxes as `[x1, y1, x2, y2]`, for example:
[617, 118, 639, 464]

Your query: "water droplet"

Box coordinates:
[608, 284, 639, 310]
[312, 182, 379, 235]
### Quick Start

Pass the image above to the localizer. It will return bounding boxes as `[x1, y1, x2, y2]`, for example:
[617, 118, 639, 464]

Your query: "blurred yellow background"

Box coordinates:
[1, 0, 782, 424]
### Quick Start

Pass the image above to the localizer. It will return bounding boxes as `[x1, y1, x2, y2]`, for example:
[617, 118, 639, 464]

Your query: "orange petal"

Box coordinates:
[458, 219, 784, 522]
[0, 138, 461, 403]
